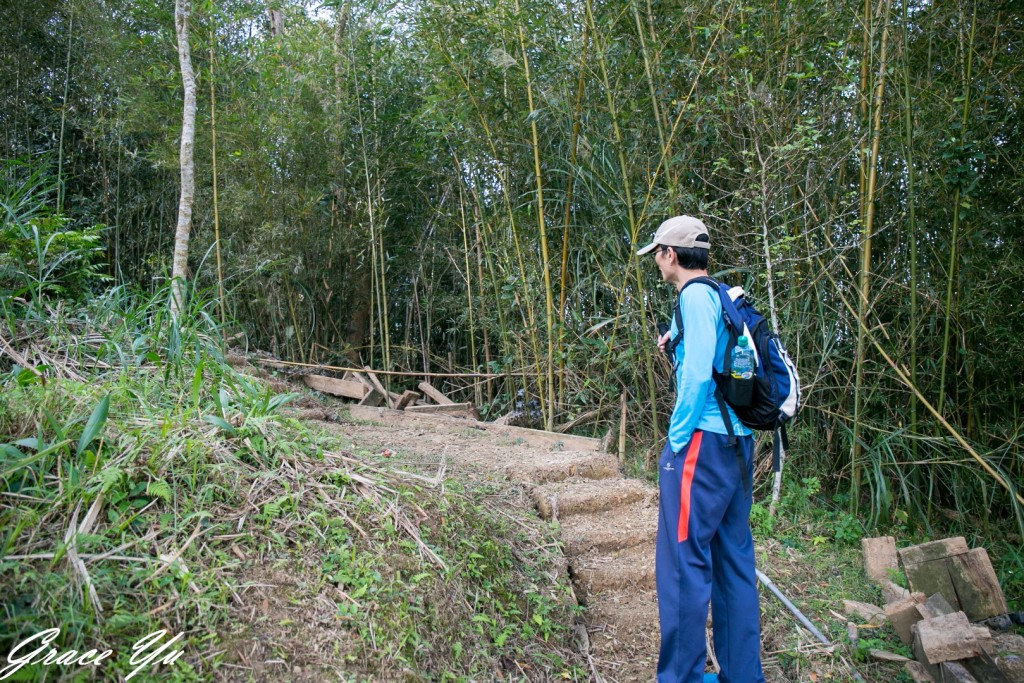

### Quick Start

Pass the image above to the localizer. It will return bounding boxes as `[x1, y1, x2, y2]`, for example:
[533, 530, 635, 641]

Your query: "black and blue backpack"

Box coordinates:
[668, 276, 801, 471]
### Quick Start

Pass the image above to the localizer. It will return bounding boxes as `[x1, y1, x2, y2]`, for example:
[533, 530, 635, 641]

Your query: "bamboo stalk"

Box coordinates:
[455, 167, 479, 403]
[514, 0, 556, 431]
[558, 12, 589, 404]
[57, 5, 73, 214]
[209, 7, 225, 330]
[851, 0, 891, 511]
[902, 0, 919, 469]
[937, 0, 978, 420]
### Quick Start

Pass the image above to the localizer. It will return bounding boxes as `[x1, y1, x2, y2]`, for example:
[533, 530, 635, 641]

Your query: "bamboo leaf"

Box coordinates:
[76, 395, 111, 457]
[203, 415, 236, 436]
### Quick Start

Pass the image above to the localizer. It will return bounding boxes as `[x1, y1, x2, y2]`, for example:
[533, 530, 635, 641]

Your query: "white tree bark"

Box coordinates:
[171, 0, 196, 318]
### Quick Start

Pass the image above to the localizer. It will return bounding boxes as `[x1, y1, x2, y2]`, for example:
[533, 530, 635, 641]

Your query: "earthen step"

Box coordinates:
[586, 588, 661, 683]
[585, 588, 660, 649]
[560, 502, 658, 556]
[502, 450, 622, 484]
[571, 543, 656, 602]
[532, 478, 653, 520]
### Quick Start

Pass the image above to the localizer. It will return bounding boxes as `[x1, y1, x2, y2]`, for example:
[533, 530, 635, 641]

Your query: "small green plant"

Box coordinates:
[832, 511, 864, 545]
[749, 501, 774, 539]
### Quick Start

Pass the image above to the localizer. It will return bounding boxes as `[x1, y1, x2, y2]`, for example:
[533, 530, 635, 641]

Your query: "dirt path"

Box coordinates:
[320, 406, 662, 682]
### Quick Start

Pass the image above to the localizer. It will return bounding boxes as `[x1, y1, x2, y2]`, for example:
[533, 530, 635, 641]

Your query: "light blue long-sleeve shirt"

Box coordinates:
[667, 282, 751, 453]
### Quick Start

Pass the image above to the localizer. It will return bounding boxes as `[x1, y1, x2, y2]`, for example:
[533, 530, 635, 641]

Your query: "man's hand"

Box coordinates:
[657, 330, 672, 354]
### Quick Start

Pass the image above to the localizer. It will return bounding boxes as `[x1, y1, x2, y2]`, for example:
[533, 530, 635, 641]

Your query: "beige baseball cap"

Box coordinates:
[636, 215, 710, 255]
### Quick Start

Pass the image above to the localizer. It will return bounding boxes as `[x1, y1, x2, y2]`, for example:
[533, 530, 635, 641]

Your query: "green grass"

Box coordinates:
[0, 289, 586, 682]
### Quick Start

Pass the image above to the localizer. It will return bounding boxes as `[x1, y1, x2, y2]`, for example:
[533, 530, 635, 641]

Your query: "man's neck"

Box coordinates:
[672, 268, 709, 292]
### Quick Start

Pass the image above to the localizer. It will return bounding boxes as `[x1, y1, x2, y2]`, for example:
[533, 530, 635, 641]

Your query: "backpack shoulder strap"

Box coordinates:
[668, 276, 722, 355]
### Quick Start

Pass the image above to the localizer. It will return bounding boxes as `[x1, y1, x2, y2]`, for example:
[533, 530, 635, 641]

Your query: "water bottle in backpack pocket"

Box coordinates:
[725, 335, 756, 407]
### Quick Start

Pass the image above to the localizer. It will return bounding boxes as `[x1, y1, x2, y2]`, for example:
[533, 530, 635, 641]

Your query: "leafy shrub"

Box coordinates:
[0, 159, 109, 305]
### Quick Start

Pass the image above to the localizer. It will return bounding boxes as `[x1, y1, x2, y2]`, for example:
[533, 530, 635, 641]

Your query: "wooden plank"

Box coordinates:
[905, 558, 962, 611]
[939, 662, 979, 683]
[363, 367, 393, 409]
[915, 612, 983, 665]
[882, 580, 912, 604]
[918, 593, 957, 620]
[394, 390, 421, 410]
[862, 536, 899, 583]
[899, 538, 969, 566]
[346, 404, 604, 452]
[406, 403, 480, 420]
[303, 374, 366, 400]
[842, 599, 886, 625]
[349, 371, 383, 406]
[961, 651, 1010, 683]
[885, 592, 926, 645]
[906, 661, 937, 683]
[947, 548, 1008, 621]
[418, 381, 455, 405]
[358, 388, 385, 407]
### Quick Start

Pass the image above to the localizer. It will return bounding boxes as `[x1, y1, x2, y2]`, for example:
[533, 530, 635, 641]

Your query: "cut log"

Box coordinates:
[947, 548, 1009, 621]
[417, 381, 455, 405]
[363, 367, 393, 409]
[972, 626, 993, 654]
[918, 593, 957, 620]
[406, 403, 480, 420]
[899, 537, 970, 566]
[394, 390, 421, 410]
[961, 651, 1011, 683]
[842, 599, 886, 624]
[863, 536, 899, 583]
[303, 374, 367, 400]
[905, 558, 962, 611]
[886, 592, 927, 645]
[906, 661, 937, 682]
[870, 649, 910, 663]
[915, 611, 983, 665]
[883, 580, 912, 604]
[358, 387, 385, 407]
[939, 662, 979, 683]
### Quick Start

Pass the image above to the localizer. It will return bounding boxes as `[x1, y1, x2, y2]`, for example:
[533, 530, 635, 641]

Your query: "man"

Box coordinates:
[637, 216, 766, 683]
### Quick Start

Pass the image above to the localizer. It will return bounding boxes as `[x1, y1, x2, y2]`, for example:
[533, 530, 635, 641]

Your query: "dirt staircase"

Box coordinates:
[334, 406, 662, 682]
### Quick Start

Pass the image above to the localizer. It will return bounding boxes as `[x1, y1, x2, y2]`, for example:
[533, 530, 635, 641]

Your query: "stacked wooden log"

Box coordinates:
[855, 535, 1023, 682]
[302, 371, 479, 420]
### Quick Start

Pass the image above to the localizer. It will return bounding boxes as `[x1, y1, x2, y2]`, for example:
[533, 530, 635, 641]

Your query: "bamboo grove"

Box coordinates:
[2, 0, 1022, 530]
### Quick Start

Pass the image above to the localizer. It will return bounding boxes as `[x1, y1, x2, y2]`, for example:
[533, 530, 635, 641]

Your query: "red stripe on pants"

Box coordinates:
[677, 431, 703, 542]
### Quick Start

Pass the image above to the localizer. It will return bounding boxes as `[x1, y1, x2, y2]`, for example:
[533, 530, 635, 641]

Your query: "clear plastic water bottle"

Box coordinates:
[731, 336, 755, 380]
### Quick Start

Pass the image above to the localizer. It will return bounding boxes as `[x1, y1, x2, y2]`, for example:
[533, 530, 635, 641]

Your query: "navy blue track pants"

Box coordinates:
[655, 431, 765, 683]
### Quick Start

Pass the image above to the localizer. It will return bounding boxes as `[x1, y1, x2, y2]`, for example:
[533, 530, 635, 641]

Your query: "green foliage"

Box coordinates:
[0, 161, 109, 307]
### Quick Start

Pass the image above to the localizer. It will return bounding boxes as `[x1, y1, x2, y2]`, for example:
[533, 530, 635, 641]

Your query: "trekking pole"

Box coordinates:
[755, 568, 830, 645]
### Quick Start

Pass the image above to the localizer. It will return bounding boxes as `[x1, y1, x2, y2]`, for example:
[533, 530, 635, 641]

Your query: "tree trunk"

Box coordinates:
[171, 0, 196, 318]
